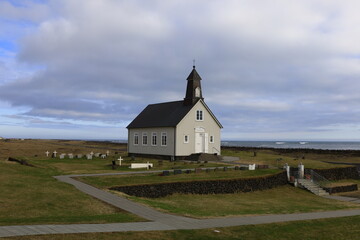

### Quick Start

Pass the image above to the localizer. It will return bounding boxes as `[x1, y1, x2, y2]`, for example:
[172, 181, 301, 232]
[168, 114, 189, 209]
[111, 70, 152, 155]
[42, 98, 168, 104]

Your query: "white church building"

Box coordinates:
[127, 65, 222, 159]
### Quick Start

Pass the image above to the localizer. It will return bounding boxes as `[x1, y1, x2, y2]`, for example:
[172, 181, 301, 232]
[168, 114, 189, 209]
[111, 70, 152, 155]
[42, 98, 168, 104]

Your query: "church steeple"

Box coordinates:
[184, 65, 203, 105]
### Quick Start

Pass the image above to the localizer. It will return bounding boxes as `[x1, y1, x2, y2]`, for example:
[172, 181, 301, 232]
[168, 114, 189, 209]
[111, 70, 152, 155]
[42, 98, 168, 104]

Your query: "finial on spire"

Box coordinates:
[193, 59, 195, 69]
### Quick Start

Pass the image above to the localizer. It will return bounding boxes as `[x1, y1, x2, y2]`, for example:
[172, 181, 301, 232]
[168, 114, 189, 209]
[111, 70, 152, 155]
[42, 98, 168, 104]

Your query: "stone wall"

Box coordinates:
[324, 184, 358, 194]
[310, 167, 359, 180]
[110, 171, 287, 198]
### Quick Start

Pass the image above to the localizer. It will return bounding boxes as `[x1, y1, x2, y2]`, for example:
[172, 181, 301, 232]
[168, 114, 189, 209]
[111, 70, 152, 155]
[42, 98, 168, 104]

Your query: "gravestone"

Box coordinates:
[45, 151, 50, 157]
[174, 169, 182, 175]
[162, 170, 170, 176]
[94, 153, 101, 157]
[223, 167, 228, 171]
[68, 153, 73, 159]
[249, 164, 256, 170]
[86, 154, 92, 160]
[106, 150, 110, 156]
[76, 154, 83, 159]
[59, 154, 65, 159]
[52, 151, 57, 158]
[101, 154, 106, 159]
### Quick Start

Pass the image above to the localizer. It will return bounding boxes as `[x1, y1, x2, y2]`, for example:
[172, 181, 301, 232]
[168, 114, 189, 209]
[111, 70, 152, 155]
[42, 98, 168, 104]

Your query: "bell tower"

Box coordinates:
[184, 65, 203, 105]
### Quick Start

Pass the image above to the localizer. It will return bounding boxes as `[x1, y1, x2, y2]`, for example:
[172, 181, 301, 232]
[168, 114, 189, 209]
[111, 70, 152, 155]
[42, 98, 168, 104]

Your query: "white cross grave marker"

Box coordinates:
[45, 151, 49, 157]
[90, 151, 94, 155]
[117, 156, 123, 166]
[106, 150, 110, 156]
[53, 151, 57, 157]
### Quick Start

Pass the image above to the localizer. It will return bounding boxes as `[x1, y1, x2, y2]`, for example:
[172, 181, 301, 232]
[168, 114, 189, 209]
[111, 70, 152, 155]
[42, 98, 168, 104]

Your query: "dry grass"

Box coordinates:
[221, 149, 351, 168]
[0, 139, 126, 161]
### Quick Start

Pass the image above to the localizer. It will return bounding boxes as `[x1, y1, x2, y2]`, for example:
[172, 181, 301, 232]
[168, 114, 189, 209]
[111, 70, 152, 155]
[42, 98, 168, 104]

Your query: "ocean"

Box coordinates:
[221, 141, 360, 150]
[112, 139, 360, 150]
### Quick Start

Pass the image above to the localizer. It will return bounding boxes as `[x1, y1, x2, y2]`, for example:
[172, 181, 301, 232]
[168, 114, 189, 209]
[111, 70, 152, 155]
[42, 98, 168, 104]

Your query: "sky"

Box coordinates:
[1, 0, 360, 141]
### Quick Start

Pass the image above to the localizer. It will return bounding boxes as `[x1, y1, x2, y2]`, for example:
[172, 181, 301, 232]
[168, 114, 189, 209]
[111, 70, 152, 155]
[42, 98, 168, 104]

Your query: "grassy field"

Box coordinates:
[0, 140, 234, 226]
[221, 148, 348, 168]
[0, 139, 126, 161]
[79, 169, 282, 188]
[1, 139, 359, 227]
[222, 146, 360, 166]
[121, 185, 359, 218]
[3, 215, 360, 240]
[0, 160, 143, 226]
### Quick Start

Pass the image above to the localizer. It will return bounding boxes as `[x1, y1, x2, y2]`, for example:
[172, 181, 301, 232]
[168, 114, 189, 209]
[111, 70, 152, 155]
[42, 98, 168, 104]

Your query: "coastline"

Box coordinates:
[221, 146, 360, 157]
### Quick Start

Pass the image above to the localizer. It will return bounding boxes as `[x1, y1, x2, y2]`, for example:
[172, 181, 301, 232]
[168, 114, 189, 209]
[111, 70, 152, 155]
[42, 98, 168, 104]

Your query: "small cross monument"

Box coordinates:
[52, 151, 57, 158]
[45, 151, 49, 157]
[117, 156, 123, 166]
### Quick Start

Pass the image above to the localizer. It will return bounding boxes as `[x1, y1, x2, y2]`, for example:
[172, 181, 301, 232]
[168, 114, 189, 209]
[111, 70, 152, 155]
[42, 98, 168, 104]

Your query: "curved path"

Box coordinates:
[1, 170, 360, 238]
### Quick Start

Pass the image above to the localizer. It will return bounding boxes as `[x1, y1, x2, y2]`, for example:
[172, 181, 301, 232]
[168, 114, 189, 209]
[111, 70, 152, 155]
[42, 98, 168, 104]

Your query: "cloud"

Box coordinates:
[0, 1, 50, 22]
[1, 0, 360, 140]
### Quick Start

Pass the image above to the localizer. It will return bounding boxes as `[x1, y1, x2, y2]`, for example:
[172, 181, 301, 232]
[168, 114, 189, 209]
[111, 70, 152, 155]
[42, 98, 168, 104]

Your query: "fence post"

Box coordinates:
[298, 163, 304, 179]
[285, 163, 290, 181]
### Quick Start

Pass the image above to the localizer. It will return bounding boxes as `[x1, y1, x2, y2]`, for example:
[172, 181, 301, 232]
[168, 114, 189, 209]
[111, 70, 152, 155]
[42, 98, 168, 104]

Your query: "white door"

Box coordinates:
[195, 133, 209, 153]
[195, 133, 202, 153]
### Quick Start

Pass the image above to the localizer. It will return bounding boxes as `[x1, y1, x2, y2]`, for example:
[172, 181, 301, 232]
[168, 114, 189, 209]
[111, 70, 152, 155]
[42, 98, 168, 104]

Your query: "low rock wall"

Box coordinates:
[110, 171, 287, 198]
[311, 167, 359, 180]
[324, 184, 358, 194]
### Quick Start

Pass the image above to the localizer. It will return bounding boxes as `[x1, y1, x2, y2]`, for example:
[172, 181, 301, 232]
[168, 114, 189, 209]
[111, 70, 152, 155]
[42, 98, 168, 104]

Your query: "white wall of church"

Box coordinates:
[128, 127, 175, 156]
[175, 101, 221, 156]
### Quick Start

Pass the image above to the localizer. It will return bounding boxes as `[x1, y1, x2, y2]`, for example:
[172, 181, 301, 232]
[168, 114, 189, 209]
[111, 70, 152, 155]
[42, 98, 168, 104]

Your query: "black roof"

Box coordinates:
[127, 101, 194, 128]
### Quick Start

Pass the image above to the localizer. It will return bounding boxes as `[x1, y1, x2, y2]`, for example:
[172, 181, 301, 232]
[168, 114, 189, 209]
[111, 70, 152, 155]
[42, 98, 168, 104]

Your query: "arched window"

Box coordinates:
[195, 87, 200, 97]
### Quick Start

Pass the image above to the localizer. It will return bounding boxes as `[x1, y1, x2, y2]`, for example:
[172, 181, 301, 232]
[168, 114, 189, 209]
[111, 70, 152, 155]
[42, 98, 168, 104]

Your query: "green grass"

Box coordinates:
[79, 169, 281, 188]
[123, 185, 359, 218]
[0, 160, 143, 226]
[4, 215, 360, 240]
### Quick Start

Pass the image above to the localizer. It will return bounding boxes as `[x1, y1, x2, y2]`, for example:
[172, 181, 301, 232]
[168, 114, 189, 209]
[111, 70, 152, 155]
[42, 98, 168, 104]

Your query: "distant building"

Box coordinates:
[127, 66, 222, 159]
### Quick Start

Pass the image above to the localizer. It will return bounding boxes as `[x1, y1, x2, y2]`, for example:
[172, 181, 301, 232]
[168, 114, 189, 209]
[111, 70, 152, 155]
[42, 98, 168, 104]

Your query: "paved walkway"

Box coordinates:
[1, 170, 360, 238]
[324, 195, 360, 204]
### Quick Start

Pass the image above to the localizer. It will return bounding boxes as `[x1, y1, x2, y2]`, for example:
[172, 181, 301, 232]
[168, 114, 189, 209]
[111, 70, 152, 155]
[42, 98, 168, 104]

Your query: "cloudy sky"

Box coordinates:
[1, 0, 360, 141]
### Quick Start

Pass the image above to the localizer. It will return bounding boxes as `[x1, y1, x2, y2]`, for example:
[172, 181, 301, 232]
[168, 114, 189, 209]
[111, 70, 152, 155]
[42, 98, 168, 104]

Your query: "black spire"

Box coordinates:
[184, 65, 203, 105]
